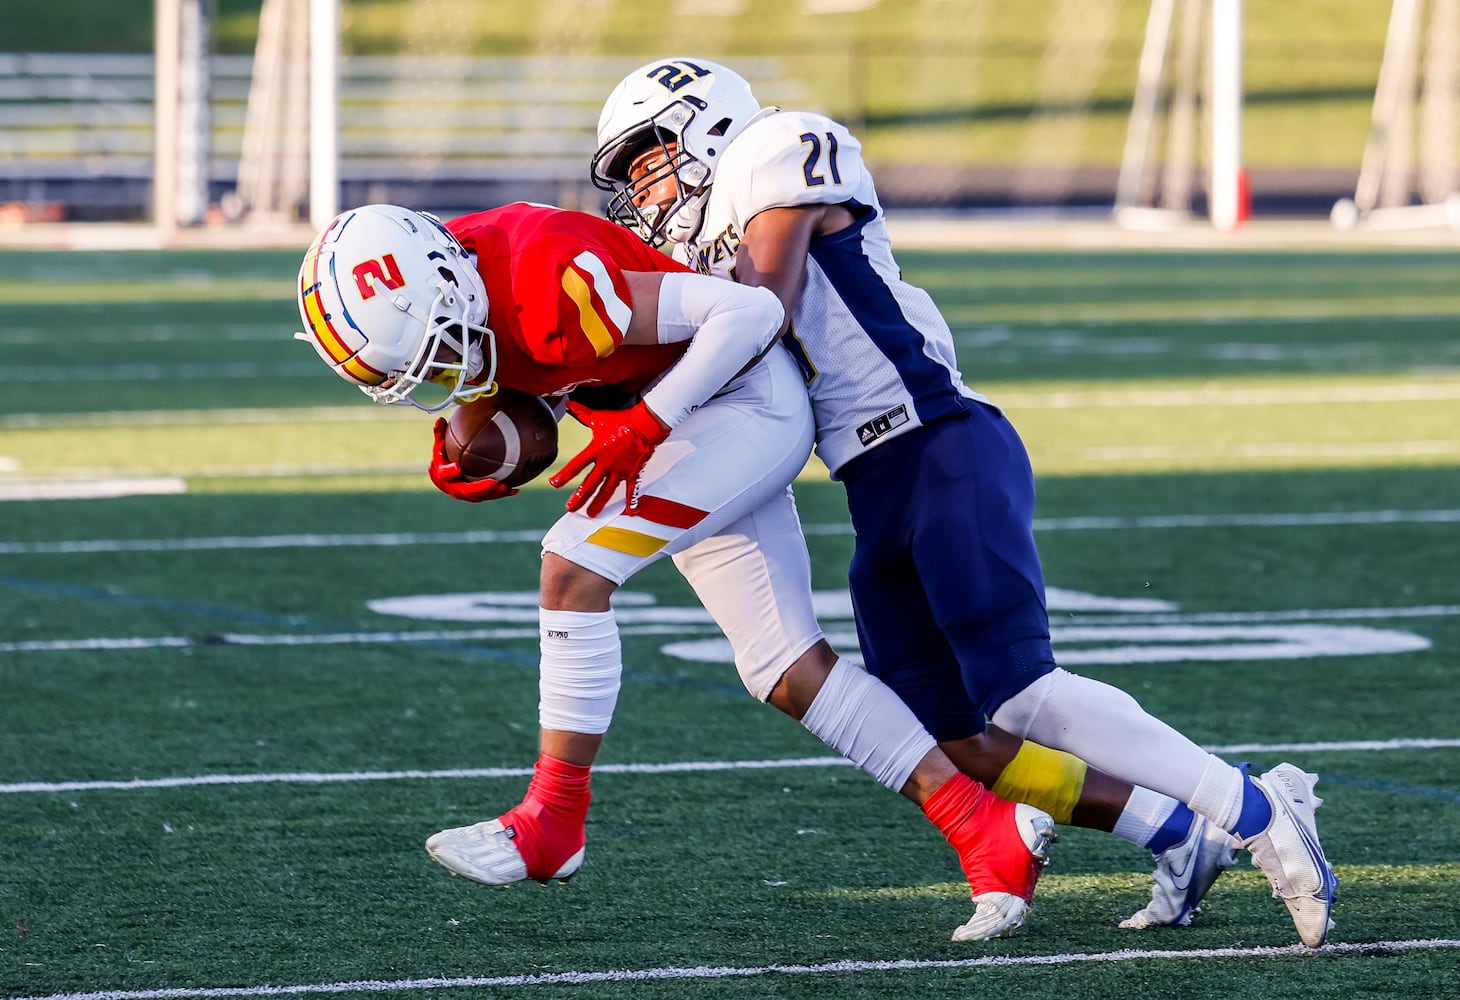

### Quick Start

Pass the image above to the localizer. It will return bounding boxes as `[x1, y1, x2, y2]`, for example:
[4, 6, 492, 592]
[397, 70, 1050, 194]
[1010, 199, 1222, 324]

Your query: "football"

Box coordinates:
[442, 389, 559, 487]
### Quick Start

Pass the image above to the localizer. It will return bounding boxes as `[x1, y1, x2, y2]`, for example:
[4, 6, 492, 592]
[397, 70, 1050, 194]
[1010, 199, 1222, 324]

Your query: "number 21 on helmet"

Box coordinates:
[592, 57, 764, 245]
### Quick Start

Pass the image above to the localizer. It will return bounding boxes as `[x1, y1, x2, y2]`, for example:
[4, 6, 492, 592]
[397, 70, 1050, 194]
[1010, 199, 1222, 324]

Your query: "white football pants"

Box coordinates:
[541, 345, 825, 700]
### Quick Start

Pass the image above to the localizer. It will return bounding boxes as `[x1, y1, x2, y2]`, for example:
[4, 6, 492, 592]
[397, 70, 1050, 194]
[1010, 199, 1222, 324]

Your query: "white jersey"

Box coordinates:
[679, 109, 988, 477]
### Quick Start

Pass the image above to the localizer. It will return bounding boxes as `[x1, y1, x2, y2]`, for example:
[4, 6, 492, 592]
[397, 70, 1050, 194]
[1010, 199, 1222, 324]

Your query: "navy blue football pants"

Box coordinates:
[840, 402, 1058, 742]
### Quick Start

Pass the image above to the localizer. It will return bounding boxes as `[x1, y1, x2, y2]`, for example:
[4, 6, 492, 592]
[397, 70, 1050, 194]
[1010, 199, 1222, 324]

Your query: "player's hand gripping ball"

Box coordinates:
[438, 390, 559, 488]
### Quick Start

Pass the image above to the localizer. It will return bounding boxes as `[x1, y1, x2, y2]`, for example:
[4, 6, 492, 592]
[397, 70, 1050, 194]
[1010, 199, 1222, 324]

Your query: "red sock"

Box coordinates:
[498, 753, 592, 879]
[922, 772, 1039, 900]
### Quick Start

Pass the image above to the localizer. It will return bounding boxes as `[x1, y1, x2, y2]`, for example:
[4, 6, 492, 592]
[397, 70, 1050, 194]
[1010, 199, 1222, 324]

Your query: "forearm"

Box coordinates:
[640, 271, 785, 429]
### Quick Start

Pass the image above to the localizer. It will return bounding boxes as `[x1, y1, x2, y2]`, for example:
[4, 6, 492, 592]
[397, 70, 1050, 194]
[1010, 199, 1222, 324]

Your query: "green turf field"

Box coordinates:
[2, 246, 1458, 999]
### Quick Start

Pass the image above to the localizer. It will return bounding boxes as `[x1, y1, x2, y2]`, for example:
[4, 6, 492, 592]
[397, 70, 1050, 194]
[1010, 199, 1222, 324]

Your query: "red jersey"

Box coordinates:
[447, 203, 690, 398]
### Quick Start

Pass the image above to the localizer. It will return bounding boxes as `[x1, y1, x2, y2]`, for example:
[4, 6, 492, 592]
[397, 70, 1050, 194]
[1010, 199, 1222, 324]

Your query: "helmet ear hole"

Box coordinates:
[296, 203, 495, 411]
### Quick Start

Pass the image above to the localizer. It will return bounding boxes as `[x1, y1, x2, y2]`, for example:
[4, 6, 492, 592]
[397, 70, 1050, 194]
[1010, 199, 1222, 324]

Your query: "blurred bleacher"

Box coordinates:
[0, 52, 802, 222]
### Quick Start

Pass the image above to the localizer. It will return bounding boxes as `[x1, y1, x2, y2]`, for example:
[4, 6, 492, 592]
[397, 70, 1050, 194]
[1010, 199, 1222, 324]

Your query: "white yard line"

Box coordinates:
[4, 740, 1457, 795]
[6, 939, 1460, 1000]
[0, 477, 187, 501]
[3, 603, 1456, 656]
[0, 407, 420, 429]
[3, 508, 1458, 556]
[1081, 441, 1458, 461]
[9, 363, 321, 383]
[998, 381, 1460, 409]
[4, 381, 1458, 431]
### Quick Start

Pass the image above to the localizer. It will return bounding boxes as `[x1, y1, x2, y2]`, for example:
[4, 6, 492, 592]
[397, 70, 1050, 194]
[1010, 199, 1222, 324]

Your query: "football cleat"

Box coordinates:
[426, 819, 585, 886]
[952, 802, 1057, 941]
[1120, 813, 1239, 929]
[953, 892, 1032, 942]
[1238, 763, 1339, 947]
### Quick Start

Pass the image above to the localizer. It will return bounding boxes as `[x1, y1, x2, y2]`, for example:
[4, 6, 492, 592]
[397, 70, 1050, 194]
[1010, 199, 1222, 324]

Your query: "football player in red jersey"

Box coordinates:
[296, 202, 1054, 940]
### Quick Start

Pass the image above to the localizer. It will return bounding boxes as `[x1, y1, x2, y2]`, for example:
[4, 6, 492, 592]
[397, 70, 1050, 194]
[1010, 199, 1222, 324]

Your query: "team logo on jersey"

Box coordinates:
[691, 223, 742, 275]
[857, 404, 909, 445]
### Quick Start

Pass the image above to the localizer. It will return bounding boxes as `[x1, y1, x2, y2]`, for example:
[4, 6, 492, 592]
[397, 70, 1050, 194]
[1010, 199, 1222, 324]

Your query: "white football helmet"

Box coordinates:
[295, 204, 495, 412]
[592, 57, 763, 244]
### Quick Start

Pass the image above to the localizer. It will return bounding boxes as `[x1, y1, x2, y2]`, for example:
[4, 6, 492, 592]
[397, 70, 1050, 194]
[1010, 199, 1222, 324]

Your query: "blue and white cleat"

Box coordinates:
[1120, 813, 1239, 929]
[1238, 762, 1339, 947]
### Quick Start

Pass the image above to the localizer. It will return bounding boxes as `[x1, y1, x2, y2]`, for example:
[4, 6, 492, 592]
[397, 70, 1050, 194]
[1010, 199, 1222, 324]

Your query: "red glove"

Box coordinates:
[548, 400, 669, 517]
[427, 418, 519, 503]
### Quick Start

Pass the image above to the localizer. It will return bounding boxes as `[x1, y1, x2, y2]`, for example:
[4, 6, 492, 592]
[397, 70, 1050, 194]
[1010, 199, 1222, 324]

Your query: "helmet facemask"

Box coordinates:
[360, 272, 497, 412]
[594, 59, 764, 245]
[593, 100, 714, 245]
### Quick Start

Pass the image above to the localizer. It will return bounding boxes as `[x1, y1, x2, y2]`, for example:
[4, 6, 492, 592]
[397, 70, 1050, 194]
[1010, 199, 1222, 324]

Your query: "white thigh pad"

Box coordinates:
[672, 486, 824, 701]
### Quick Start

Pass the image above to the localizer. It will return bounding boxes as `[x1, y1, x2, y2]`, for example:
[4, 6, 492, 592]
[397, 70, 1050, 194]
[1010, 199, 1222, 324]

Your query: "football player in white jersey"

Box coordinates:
[594, 58, 1337, 946]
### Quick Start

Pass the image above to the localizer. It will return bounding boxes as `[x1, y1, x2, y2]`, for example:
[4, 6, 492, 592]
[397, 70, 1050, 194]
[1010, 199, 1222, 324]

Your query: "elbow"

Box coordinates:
[746, 285, 787, 352]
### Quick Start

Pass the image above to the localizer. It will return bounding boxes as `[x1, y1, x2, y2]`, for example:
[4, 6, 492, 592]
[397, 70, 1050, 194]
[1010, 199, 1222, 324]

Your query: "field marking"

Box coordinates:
[4, 740, 1458, 795]
[3, 508, 1458, 556]
[7, 938, 1459, 1000]
[4, 601, 1457, 656]
[0, 407, 420, 430]
[0, 477, 187, 501]
[11, 362, 322, 383]
[1082, 441, 1458, 462]
[997, 381, 1460, 409]
[29, 462, 427, 480]
[0, 324, 283, 346]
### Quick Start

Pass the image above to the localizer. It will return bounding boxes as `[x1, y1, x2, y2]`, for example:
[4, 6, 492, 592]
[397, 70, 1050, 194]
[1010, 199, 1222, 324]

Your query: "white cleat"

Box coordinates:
[1120, 813, 1239, 928]
[425, 819, 585, 886]
[1238, 763, 1338, 947]
[953, 893, 1030, 941]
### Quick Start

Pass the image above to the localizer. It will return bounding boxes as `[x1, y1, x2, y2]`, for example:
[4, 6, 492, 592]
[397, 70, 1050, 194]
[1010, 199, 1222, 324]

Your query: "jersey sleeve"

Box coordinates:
[723, 113, 868, 222]
[517, 238, 635, 365]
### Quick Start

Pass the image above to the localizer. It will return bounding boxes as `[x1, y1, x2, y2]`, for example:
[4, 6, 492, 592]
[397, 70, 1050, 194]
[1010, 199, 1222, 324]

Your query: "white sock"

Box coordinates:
[537, 608, 621, 735]
[1112, 785, 1181, 849]
[1186, 756, 1248, 832]
[800, 659, 937, 793]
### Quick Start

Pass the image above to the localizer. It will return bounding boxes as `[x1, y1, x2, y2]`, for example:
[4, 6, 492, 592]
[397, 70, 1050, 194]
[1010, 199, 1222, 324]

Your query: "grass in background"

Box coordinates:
[1, 246, 1458, 998]
[4, 246, 1457, 485]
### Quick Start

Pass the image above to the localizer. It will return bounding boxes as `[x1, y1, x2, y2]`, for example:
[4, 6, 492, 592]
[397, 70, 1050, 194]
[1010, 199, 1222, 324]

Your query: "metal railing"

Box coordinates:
[0, 53, 800, 220]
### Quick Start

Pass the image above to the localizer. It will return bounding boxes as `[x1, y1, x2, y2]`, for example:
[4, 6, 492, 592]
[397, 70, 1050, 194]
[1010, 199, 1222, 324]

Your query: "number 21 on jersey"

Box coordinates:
[800, 131, 842, 187]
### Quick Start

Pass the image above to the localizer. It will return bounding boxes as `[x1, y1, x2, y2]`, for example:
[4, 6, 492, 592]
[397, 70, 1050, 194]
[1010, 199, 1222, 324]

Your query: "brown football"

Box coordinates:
[442, 389, 559, 487]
